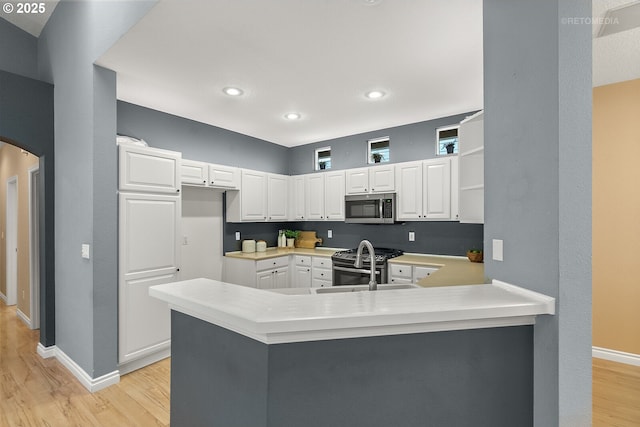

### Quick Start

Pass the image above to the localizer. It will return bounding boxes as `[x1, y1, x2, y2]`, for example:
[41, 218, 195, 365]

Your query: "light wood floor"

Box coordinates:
[2, 300, 639, 426]
[0, 301, 170, 427]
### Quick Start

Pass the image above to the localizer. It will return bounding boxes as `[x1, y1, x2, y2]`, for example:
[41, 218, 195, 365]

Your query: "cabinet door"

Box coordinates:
[119, 145, 181, 194]
[450, 156, 459, 221]
[291, 175, 306, 220]
[256, 270, 274, 289]
[295, 265, 312, 288]
[345, 168, 369, 194]
[423, 158, 451, 220]
[268, 174, 289, 221]
[305, 174, 325, 220]
[273, 266, 289, 289]
[324, 171, 345, 221]
[396, 161, 424, 220]
[209, 164, 239, 189]
[119, 192, 180, 364]
[119, 193, 180, 278]
[181, 159, 208, 186]
[241, 170, 268, 221]
[369, 165, 395, 193]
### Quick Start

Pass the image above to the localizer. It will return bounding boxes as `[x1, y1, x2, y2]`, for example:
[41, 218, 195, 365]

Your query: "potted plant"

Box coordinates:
[445, 142, 455, 154]
[371, 152, 384, 163]
[284, 230, 300, 248]
[466, 249, 483, 263]
[319, 161, 327, 170]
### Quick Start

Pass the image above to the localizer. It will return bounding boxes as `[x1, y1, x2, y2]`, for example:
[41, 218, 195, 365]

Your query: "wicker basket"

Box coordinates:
[466, 250, 484, 263]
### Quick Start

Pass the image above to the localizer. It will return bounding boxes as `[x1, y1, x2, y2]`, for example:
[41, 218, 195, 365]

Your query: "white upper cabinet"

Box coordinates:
[291, 175, 306, 220]
[180, 159, 208, 186]
[423, 158, 451, 219]
[458, 111, 484, 223]
[369, 164, 395, 193]
[345, 168, 369, 194]
[267, 174, 289, 221]
[305, 173, 325, 220]
[119, 145, 181, 194]
[346, 165, 395, 194]
[396, 161, 424, 220]
[209, 164, 239, 189]
[324, 171, 345, 221]
[226, 169, 268, 222]
[181, 159, 240, 189]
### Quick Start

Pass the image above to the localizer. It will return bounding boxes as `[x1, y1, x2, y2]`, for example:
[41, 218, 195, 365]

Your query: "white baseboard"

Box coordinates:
[36, 343, 120, 392]
[16, 308, 32, 328]
[593, 346, 640, 367]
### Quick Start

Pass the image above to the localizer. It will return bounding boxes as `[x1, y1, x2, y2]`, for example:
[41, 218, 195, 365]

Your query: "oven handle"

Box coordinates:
[333, 266, 381, 275]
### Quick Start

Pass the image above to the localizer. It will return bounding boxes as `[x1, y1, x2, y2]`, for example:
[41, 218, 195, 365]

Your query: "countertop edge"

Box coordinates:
[150, 279, 555, 344]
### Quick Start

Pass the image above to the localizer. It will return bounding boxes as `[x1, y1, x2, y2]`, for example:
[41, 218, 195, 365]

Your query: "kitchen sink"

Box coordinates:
[313, 283, 420, 294]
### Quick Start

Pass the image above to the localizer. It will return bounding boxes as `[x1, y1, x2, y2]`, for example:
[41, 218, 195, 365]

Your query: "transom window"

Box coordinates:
[436, 125, 459, 155]
[315, 147, 331, 170]
[368, 137, 390, 164]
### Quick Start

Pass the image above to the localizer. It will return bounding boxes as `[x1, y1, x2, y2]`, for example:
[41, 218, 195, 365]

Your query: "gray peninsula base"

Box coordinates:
[170, 310, 533, 427]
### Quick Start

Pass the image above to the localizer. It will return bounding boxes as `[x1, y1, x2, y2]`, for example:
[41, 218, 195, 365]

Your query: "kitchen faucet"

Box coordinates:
[354, 240, 377, 291]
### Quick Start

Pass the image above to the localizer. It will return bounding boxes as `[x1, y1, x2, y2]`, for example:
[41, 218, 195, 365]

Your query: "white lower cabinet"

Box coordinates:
[389, 263, 438, 284]
[293, 256, 312, 288]
[223, 256, 290, 288]
[311, 256, 332, 287]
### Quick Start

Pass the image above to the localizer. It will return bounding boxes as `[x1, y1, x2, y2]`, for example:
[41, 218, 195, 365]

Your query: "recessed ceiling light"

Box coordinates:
[223, 87, 244, 96]
[284, 112, 301, 120]
[365, 90, 386, 99]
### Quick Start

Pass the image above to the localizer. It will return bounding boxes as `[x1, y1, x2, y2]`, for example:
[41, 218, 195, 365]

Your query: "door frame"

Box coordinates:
[28, 165, 40, 329]
[5, 175, 18, 306]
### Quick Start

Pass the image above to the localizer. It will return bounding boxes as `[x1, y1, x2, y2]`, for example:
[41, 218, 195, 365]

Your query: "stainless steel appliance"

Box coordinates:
[331, 246, 403, 286]
[344, 193, 396, 224]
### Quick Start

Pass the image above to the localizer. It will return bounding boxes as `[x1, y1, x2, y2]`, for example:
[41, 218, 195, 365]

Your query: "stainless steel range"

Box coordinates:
[331, 246, 404, 286]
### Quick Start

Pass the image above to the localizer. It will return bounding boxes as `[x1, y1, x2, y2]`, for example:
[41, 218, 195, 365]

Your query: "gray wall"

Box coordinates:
[117, 101, 289, 174]
[483, 1, 591, 425]
[289, 112, 475, 174]
[0, 18, 38, 80]
[38, 0, 156, 378]
[172, 310, 533, 427]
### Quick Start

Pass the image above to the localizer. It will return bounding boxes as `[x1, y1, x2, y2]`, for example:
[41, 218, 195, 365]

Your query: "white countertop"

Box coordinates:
[149, 279, 555, 344]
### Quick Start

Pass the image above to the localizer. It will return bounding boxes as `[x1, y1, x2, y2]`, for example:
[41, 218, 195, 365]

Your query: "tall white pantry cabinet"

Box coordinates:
[118, 144, 181, 371]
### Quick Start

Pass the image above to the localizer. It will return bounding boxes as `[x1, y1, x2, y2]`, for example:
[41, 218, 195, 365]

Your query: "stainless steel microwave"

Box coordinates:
[345, 193, 396, 224]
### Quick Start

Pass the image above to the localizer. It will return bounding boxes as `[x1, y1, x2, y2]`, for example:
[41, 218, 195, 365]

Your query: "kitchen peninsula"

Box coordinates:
[150, 278, 554, 427]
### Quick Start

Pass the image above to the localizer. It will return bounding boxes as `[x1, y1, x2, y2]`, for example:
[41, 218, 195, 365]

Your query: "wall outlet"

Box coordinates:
[182, 235, 189, 245]
[235, 231, 241, 241]
[492, 239, 504, 261]
[81, 244, 90, 259]
[409, 231, 415, 242]
[328, 230, 333, 239]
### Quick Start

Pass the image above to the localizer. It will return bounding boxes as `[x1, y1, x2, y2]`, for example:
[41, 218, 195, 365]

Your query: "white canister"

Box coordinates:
[256, 240, 267, 252]
[242, 239, 256, 253]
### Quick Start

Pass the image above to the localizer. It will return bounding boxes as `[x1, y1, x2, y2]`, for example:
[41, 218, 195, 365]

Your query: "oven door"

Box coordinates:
[332, 263, 386, 286]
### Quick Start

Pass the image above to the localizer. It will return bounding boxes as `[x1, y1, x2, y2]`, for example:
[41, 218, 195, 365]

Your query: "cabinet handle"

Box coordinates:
[364, 188, 367, 192]
[372, 188, 375, 191]
[176, 268, 180, 272]
[203, 180, 207, 183]
[176, 189, 180, 193]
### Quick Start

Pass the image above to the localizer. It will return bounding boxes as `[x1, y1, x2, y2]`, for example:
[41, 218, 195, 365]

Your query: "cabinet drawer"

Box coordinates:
[312, 267, 331, 281]
[389, 263, 412, 279]
[295, 255, 312, 266]
[256, 256, 288, 271]
[312, 278, 332, 288]
[414, 266, 439, 281]
[312, 257, 332, 269]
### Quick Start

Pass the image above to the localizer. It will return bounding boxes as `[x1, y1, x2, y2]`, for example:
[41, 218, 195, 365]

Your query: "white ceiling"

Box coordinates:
[96, 0, 484, 147]
[4, 0, 639, 147]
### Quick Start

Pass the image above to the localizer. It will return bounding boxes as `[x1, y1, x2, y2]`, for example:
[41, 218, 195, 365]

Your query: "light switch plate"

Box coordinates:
[328, 230, 333, 238]
[492, 239, 503, 261]
[81, 244, 90, 260]
[409, 231, 415, 242]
